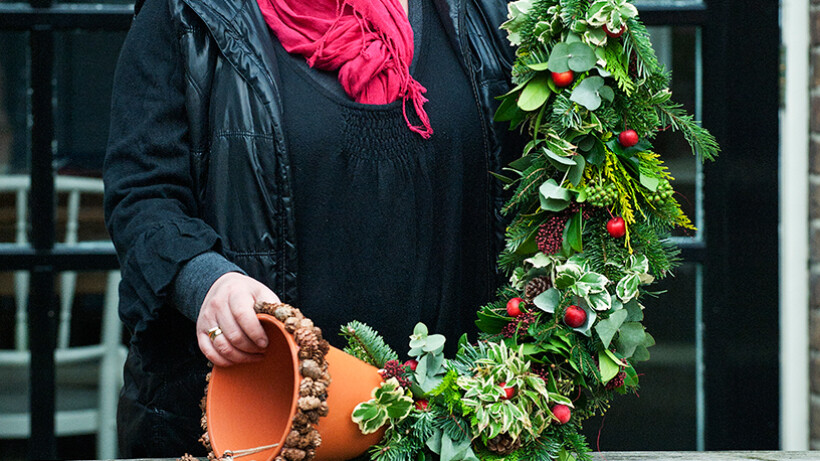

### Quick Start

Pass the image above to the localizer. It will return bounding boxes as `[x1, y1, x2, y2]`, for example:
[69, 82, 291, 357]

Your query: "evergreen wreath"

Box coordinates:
[345, 0, 718, 459]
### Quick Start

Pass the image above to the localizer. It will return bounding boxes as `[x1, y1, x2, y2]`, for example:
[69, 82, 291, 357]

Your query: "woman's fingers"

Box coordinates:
[196, 272, 281, 366]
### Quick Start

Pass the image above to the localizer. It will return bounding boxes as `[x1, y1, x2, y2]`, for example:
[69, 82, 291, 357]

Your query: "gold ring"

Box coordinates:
[207, 326, 223, 341]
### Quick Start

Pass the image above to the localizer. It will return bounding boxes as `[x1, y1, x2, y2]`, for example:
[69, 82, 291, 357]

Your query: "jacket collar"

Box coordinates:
[180, 0, 284, 122]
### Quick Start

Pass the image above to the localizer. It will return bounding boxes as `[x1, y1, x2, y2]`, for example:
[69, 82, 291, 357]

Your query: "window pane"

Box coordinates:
[584, 262, 700, 450]
[634, 0, 706, 8]
[55, 30, 126, 175]
[646, 26, 702, 238]
[0, 31, 29, 175]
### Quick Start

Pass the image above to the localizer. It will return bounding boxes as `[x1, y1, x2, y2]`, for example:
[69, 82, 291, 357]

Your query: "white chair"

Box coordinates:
[0, 174, 126, 460]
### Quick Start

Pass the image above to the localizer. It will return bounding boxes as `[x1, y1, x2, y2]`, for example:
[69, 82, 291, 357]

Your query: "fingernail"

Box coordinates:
[257, 338, 268, 348]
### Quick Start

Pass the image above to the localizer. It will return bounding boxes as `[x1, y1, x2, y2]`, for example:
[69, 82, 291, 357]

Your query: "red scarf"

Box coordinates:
[257, 0, 433, 139]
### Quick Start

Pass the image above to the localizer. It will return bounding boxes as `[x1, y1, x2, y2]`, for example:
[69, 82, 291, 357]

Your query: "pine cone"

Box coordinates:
[299, 396, 322, 411]
[282, 448, 307, 461]
[295, 327, 319, 351]
[485, 433, 521, 455]
[300, 360, 323, 379]
[524, 276, 552, 300]
[284, 316, 301, 333]
[274, 304, 294, 321]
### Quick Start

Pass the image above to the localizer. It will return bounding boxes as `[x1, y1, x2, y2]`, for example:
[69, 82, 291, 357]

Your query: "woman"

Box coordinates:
[103, 0, 518, 456]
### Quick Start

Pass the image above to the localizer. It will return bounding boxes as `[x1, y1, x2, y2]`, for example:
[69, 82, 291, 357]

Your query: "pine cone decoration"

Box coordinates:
[486, 433, 521, 455]
[295, 327, 319, 351]
[524, 276, 552, 300]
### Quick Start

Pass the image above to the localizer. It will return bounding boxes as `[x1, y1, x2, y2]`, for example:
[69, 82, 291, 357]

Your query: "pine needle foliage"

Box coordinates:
[621, 18, 663, 79]
[656, 100, 720, 161]
[340, 321, 398, 368]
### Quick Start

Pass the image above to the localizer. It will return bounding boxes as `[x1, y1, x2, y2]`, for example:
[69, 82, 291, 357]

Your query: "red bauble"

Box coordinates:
[564, 305, 587, 328]
[506, 297, 524, 317]
[618, 129, 639, 147]
[607, 217, 626, 238]
[499, 382, 515, 400]
[551, 70, 574, 88]
[404, 359, 418, 371]
[603, 24, 626, 38]
[552, 404, 572, 424]
[415, 399, 429, 411]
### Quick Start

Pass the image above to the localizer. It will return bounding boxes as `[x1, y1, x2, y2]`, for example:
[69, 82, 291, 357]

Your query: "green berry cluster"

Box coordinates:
[586, 181, 617, 207]
[647, 179, 674, 205]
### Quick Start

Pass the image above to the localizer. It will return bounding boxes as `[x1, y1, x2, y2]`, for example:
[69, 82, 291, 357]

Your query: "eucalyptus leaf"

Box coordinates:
[596, 66, 612, 78]
[570, 76, 605, 111]
[527, 62, 551, 71]
[595, 308, 627, 348]
[539, 179, 571, 211]
[415, 355, 428, 384]
[615, 322, 647, 358]
[632, 345, 651, 362]
[423, 334, 446, 352]
[567, 154, 586, 186]
[599, 85, 615, 102]
[533, 287, 561, 313]
[547, 42, 572, 73]
[624, 299, 643, 322]
[413, 323, 428, 337]
[518, 74, 552, 111]
[567, 42, 597, 72]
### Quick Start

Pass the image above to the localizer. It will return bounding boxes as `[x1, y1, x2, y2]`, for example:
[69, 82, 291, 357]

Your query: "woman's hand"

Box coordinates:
[196, 272, 280, 367]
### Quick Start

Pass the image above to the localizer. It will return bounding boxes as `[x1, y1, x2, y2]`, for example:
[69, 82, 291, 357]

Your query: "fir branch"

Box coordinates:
[603, 44, 635, 95]
[621, 18, 663, 80]
[559, 0, 586, 28]
[505, 215, 540, 253]
[340, 321, 399, 368]
[655, 101, 720, 161]
[503, 162, 552, 214]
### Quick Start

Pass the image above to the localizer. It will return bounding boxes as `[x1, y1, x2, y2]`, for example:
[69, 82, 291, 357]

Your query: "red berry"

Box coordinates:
[563, 305, 587, 328]
[551, 70, 574, 88]
[499, 382, 515, 400]
[552, 404, 572, 424]
[415, 399, 429, 411]
[603, 24, 626, 38]
[606, 217, 626, 238]
[506, 297, 524, 317]
[618, 129, 639, 147]
[404, 359, 418, 371]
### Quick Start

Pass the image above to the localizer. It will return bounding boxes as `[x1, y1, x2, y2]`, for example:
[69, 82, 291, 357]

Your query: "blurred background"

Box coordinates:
[0, 0, 792, 459]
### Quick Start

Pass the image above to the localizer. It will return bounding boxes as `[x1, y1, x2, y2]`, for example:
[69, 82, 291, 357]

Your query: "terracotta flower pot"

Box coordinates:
[206, 314, 385, 461]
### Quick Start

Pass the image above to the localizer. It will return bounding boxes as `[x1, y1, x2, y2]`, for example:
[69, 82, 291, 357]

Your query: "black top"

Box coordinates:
[273, 0, 490, 354]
